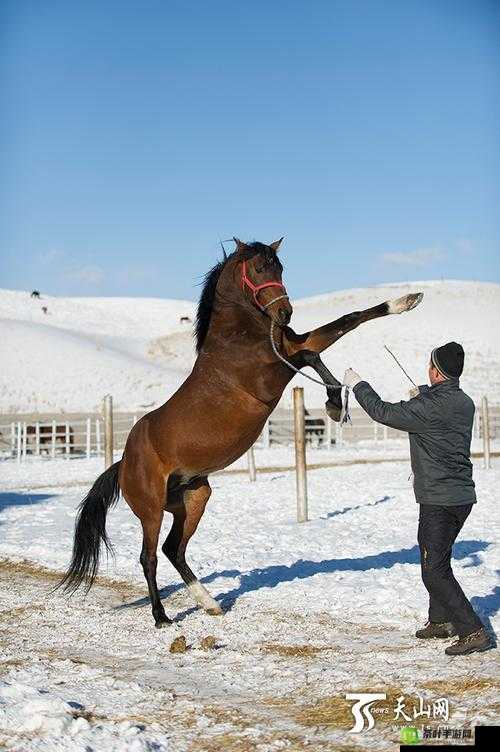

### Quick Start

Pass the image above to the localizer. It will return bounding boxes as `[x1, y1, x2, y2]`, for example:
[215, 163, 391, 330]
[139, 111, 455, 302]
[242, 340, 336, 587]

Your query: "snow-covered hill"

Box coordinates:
[1, 281, 499, 413]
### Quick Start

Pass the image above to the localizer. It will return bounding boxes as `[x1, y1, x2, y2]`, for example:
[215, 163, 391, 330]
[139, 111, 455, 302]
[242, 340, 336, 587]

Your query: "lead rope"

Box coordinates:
[269, 320, 351, 424]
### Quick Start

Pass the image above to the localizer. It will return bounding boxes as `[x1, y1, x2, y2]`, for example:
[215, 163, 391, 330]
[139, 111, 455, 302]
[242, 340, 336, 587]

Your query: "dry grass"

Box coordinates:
[0, 658, 25, 677]
[189, 735, 264, 752]
[201, 705, 255, 731]
[261, 642, 339, 657]
[0, 604, 45, 622]
[420, 676, 500, 695]
[279, 685, 407, 730]
[0, 557, 144, 599]
[188, 731, 361, 752]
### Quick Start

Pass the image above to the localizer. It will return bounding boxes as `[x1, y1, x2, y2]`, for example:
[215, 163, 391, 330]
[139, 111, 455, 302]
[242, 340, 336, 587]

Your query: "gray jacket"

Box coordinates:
[353, 378, 476, 506]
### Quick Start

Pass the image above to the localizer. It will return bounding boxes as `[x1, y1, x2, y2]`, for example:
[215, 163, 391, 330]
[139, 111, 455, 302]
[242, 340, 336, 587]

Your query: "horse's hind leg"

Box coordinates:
[140, 512, 172, 629]
[162, 477, 222, 615]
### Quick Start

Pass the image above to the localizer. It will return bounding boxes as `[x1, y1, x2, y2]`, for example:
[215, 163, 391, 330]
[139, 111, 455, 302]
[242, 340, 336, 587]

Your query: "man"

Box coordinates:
[339, 342, 491, 656]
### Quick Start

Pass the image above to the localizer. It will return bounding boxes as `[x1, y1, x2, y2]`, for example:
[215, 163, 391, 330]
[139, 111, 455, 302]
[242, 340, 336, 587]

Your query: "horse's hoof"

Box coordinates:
[325, 400, 342, 422]
[206, 606, 224, 616]
[155, 618, 172, 629]
[406, 292, 424, 310]
[388, 292, 424, 314]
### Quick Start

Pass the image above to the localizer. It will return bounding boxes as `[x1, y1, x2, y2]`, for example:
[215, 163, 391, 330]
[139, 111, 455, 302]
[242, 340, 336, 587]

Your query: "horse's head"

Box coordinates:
[234, 238, 293, 326]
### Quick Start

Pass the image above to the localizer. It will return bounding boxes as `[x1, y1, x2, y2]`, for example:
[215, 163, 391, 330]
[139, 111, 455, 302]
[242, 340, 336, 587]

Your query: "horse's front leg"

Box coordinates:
[286, 292, 423, 355]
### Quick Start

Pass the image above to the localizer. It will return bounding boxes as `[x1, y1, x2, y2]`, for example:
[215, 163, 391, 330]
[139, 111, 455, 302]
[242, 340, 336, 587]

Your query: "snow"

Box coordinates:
[1, 280, 499, 413]
[1, 278, 499, 749]
[1, 455, 499, 750]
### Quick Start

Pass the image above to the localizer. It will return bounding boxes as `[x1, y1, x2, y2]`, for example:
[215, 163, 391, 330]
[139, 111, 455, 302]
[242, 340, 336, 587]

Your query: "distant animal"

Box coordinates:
[42, 306, 48, 314]
[304, 408, 326, 445]
[60, 237, 423, 627]
[180, 316, 192, 324]
[26, 424, 74, 454]
[31, 290, 40, 299]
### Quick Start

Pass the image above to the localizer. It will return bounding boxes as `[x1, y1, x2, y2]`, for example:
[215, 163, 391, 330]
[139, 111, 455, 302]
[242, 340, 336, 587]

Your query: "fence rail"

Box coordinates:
[1, 401, 499, 462]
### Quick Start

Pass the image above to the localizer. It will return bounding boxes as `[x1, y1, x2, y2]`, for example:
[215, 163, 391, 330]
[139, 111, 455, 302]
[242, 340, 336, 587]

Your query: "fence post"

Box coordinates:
[16, 421, 21, 463]
[10, 423, 15, 458]
[247, 446, 257, 482]
[65, 423, 70, 459]
[103, 395, 114, 469]
[293, 387, 308, 523]
[263, 420, 270, 449]
[35, 422, 41, 456]
[96, 418, 101, 455]
[86, 417, 91, 458]
[51, 420, 56, 458]
[22, 422, 27, 460]
[481, 396, 491, 469]
[326, 413, 333, 450]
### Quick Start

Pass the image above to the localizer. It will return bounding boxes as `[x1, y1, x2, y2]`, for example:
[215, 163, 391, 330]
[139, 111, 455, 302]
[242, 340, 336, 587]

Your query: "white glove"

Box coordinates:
[343, 368, 362, 388]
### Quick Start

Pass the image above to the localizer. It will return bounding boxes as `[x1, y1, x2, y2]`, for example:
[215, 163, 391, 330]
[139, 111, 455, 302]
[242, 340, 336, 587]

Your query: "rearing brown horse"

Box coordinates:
[61, 238, 423, 627]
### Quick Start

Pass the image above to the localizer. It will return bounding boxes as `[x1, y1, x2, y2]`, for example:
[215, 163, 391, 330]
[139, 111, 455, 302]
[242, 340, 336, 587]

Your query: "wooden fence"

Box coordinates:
[1, 401, 499, 462]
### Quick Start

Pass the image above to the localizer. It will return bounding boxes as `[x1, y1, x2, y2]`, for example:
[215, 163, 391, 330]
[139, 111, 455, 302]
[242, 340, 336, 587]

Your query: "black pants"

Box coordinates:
[417, 503, 483, 638]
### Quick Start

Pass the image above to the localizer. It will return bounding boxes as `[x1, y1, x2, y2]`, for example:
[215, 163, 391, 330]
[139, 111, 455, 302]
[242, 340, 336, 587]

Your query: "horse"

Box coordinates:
[60, 238, 423, 627]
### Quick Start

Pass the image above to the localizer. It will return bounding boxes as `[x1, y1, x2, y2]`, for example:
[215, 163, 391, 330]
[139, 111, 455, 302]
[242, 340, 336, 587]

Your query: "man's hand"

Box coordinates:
[343, 368, 362, 388]
[409, 387, 420, 398]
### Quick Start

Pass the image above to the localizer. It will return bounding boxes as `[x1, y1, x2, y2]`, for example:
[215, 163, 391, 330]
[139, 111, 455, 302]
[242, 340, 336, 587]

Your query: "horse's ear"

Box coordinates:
[233, 237, 248, 252]
[269, 237, 284, 252]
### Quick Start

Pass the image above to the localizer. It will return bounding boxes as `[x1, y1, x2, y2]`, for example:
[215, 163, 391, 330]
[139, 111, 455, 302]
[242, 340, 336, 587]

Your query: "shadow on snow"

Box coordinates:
[115, 539, 491, 623]
[0, 491, 56, 516]
[321, 494, 392, 519]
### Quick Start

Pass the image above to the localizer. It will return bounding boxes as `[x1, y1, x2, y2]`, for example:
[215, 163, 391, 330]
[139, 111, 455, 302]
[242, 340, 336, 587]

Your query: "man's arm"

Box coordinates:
[352, 381, 430, 433]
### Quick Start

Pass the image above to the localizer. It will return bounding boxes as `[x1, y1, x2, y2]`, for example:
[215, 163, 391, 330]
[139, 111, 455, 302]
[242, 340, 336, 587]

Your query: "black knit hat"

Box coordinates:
[430, 342, 464, 378]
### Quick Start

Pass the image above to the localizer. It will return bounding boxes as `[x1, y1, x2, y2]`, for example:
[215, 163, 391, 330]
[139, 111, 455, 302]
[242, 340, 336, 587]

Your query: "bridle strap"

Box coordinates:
[241, 259, 289, 312]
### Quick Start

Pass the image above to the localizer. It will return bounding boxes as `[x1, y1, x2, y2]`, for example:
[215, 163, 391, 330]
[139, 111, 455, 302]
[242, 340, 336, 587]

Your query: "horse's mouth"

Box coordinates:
[273, 309, 292, 327]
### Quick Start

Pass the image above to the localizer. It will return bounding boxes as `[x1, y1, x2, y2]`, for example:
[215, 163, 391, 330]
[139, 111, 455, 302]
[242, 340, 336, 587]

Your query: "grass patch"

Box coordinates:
[283, 685, 408, 730]
[261, 643, 338, 658]
[0, 558, 144, 599]
[420, 676, 500, 695]
[188, 731, 361, 752]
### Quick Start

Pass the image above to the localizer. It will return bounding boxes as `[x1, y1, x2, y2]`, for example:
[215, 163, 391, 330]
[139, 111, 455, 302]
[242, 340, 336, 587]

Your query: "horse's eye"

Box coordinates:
[255, 256, 274, 274]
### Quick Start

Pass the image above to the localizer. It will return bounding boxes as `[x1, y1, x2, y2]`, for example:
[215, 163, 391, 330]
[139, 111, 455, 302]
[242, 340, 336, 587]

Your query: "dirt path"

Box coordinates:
[1, 560, 497, 751]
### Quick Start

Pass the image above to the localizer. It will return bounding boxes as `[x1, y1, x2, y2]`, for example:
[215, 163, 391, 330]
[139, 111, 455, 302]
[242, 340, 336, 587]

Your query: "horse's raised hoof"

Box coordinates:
[325, 400, 342, 422]
[388, 292, 424, 314]
[155, 617, 172, 629]
[206, 605, 224, 616]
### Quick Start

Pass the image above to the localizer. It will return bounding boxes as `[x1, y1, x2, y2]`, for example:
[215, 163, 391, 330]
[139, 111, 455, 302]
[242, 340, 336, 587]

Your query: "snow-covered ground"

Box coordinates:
[1, 279, 499, 749]
[1, 280, 499, 413]
[1, 456, 498, 750]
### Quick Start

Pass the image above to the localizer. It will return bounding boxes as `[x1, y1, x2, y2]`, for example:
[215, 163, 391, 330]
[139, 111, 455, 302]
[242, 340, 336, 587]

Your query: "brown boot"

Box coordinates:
[445, 628, 493, 656]
[415, 621, 456, 639]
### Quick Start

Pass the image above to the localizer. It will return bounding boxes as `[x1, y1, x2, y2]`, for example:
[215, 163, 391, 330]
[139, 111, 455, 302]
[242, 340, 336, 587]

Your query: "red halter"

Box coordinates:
[241, 259, 288, 312]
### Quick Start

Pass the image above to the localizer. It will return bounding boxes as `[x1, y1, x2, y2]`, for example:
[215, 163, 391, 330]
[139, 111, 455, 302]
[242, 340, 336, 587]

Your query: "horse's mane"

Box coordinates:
[195, 242, 282, 353]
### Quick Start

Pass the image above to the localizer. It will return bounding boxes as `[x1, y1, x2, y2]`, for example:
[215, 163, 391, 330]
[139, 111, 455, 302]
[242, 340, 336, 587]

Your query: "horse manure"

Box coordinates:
[169, 635, 188, 654]
[200, 635, 217, 651]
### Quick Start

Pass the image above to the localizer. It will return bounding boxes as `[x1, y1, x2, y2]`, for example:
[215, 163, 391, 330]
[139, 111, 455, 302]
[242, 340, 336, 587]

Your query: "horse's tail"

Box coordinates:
[57, 461, 121, 594]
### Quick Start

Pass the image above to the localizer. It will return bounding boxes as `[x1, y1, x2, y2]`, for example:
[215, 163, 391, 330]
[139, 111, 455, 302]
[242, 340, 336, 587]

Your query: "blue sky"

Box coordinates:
[1, 0, 499, 300]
